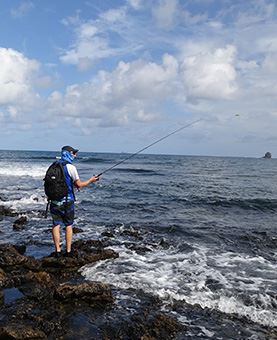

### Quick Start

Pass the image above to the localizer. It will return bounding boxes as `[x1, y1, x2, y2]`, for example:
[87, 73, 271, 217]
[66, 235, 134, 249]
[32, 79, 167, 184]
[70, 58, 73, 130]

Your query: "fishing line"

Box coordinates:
[97, 119, 201, 177]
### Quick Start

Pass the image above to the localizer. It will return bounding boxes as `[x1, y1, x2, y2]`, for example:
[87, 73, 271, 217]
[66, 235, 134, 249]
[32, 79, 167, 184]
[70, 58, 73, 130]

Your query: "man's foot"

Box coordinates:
[65, 251, 74, 258]
[54, 251, 62, 258]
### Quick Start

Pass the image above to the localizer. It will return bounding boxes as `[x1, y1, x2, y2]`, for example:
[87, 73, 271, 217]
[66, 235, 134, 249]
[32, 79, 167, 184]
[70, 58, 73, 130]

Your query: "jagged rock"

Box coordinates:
[0, 205, 17, 217]
[121, 227, 144, 240]
[73, 239, 105, 250]
[101, 230, 114, 238]
[23, 271, 53, 287]
[0, 325, 46, 339]
[0, 268, 6, 287]
[263, 152, 272, 159]
[13, 245, 26, 255]
[0, 239, 185, 339]
[102, 311, 185, 340]
[41, 247, 118, 273]
[13, 216, 28, 231]
[0, 291, 3, 306]
[0, 244, 28, 268]
[72, 226, 83, 233]
[55, 282, 114, 304]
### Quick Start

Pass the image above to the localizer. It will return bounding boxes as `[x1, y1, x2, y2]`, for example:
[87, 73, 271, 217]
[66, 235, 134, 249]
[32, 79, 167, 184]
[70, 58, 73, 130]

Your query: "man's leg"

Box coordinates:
[65, 225, 73, 253]
[52, 225, 61, 252]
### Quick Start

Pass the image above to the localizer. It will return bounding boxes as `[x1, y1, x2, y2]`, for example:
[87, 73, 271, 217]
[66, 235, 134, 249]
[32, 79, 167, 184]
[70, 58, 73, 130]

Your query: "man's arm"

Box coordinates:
[74, 175, 99, 189]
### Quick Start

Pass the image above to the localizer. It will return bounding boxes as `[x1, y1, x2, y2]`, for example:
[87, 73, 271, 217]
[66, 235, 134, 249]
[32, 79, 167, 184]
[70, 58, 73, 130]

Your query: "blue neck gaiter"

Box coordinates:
[61, 150, 74, 164]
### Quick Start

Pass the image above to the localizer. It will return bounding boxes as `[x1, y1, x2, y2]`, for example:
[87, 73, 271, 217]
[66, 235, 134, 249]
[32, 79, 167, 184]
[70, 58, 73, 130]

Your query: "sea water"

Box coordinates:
[0, 150, 276, 338]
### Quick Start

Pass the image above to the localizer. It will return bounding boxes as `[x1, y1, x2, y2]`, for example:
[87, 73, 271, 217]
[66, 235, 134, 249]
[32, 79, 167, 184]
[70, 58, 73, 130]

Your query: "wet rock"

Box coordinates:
[13, 216, 28, 231]
[0, 269, 6, 287]
[263, 151, 272, 159]
[0, 325, 46, 339]
[55, 282, 114, 305]
[0, 205, 17, 217]
[0, 291, 3, 306]
[19, 271, 55, 301]
[102, 311, 185, 340]
[0, 244, 28, 268]
[121, 227, 144, 240]
[205, 278, 224, 291]
[14, 244, 26, 255]
[41, 247, 118, 273]
[0, 239, 185, 339]
[73, 239, 105, 250]
[101, 230, 114, 238]
[72, 226, 83, 233]
[125, 242, 153, 255]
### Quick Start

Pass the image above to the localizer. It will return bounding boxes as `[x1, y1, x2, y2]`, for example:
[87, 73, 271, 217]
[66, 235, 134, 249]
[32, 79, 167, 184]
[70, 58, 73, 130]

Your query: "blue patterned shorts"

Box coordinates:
[50, 201, 74, 227]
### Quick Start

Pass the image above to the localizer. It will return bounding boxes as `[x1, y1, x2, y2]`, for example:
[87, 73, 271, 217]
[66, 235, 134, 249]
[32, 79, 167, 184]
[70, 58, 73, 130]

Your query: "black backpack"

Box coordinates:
[44, 161, 68, 201]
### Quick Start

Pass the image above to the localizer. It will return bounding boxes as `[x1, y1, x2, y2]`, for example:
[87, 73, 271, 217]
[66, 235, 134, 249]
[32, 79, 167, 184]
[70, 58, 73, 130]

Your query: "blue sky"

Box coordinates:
[0, 0, 277, 156]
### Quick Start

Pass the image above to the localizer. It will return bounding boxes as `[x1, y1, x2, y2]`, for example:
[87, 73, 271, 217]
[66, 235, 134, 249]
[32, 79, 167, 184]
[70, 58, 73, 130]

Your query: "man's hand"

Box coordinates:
[91, 175, 99, 183]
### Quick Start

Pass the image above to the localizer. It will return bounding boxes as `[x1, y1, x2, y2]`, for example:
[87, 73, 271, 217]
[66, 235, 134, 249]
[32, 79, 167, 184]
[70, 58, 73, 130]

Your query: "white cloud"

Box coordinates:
[60, 21, 113, 70]
[181, 45, 238, 100]
[152, 0, 178, 28]
[48, 54, 179, 128]
[0, 48, 39, 107]
[127, 0, 142, 10]
[0, 48, 43, 127]
[99, 7, 127, 22]
[263, 53, 277, 73]
[60, 7, 130, 70]
[10, 1, 34, 18]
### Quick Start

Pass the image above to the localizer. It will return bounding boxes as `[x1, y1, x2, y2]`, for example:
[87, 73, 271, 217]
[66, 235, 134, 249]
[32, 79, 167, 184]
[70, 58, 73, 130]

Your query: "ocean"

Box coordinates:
[0, 150, 276, 339]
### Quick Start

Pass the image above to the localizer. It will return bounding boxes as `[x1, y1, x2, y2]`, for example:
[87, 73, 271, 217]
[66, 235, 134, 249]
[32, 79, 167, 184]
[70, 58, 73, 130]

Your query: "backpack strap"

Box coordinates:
[44, 199, 50, 218]
[61, 161, 76, 201]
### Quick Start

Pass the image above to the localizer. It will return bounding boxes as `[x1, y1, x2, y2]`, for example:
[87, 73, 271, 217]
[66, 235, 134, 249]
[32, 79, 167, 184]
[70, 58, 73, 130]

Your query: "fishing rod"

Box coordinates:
[97, 119, 202, 177]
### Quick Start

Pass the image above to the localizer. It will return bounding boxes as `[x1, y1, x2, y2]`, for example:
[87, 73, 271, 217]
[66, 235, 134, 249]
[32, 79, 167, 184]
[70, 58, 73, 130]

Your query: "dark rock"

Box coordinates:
[121, 227, 144, 240]
[101, 230, 114, 238]
[263, 152, 272, 159]
[13, 216, 28, 231]
[102, 310, 185, 340]
[40, 247, 118, 274]
[0, 291, 3, 306]
[0, 240, 185, 340]
[55, 282, 114, 305]
[72, 226, 83, 233]
[14, 245, 26, 255]
[23, 271, 53, 287]
[0, 269, 6, 287]
[0, 325, 46, 339]
[73, 239, 105, 250]
[0, 205, 17, 217]
[125, 242, 153, 254]
[0, 244, 28, 268]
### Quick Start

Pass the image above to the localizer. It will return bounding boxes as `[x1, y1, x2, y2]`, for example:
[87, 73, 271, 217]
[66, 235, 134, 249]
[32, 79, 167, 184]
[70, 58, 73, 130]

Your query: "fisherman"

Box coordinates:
[46, 145, 99, 257]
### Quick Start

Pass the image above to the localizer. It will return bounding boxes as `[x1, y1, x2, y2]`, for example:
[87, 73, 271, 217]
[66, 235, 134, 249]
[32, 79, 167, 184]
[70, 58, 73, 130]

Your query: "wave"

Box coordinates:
[0, 193, 45, 211]
[80, 157, 111, 163]
[112, 168, 158, 174]
[81, 244, 277, 328]
[0, 165, 45, 178]
[182, 196, 277, 211]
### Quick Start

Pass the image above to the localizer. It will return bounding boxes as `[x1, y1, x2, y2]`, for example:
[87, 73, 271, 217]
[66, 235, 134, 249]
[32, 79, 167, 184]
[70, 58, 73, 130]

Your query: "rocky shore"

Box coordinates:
[0, 219, 184, 339]
[1, 205, 276, 340]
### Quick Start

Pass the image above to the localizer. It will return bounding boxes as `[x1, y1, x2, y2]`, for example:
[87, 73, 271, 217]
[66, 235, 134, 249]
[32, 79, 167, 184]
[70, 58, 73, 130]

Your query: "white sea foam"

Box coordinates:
[0, 163, 46, 178]
[81, 244, 277, 327]
[1, 193, 45, 210]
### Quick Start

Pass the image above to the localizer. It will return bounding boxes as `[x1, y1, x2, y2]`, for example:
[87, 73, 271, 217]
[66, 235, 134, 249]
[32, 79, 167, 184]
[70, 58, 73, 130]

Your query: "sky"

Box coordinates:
[0, 0, 277, 157]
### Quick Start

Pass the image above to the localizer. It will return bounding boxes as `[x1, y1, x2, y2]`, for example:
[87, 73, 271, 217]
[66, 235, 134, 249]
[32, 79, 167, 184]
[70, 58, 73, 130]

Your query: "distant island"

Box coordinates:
[263, 152, 272, 159]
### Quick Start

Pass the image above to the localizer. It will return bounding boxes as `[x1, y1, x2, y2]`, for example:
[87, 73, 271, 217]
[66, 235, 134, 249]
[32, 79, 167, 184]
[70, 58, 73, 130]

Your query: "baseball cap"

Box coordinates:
[62, 145, 79, 154]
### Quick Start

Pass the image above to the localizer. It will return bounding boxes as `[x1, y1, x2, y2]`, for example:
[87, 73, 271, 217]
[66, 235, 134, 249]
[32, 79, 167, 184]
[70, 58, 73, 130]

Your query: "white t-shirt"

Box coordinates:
[66, 164, 79, 182]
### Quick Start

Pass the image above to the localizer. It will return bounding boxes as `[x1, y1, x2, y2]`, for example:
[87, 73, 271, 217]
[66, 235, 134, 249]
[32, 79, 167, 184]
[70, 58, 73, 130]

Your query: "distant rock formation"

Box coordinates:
[263, 152, 272, 159]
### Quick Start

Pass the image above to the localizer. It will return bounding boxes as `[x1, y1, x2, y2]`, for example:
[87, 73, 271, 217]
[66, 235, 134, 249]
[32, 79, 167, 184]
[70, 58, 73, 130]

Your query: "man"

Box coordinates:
[50, 145, 99, 257]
